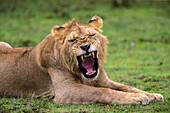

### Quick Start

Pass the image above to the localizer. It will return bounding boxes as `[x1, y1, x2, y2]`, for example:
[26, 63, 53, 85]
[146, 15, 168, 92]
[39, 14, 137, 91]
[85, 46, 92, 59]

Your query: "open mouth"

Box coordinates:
[77, 51, 98, 78]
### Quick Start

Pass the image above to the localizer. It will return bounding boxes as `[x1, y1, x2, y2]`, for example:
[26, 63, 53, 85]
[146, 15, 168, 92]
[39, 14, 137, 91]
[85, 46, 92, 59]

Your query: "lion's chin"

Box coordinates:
[77, 51, 98, 79]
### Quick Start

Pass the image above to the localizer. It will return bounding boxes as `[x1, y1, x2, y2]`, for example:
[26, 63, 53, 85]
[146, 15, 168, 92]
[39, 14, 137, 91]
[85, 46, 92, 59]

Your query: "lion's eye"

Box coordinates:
[88, 33, 95, 37]
[69, 39, 77, 42]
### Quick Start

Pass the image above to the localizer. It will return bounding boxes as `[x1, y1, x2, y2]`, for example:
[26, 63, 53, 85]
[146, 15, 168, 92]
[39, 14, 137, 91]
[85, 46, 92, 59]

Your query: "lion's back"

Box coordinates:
[0, 42, 12, 49]
[0, 47, 52, 97]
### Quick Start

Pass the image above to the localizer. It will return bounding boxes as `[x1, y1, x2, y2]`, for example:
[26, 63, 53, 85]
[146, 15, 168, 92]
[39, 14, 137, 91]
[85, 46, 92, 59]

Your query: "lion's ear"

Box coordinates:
[51, 25, 65, 35]
[88, 16, 103, 29]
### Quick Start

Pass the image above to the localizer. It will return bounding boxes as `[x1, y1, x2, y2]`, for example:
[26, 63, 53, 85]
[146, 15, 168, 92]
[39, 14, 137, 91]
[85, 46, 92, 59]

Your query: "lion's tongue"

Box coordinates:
[81, 57, 94, 75]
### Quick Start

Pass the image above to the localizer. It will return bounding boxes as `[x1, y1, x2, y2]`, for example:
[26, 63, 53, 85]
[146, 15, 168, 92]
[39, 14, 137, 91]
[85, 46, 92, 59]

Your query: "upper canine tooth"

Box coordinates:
[93, 70, 96, 73]
[92, 52, 95, 58]
[81, 56, 84, 61]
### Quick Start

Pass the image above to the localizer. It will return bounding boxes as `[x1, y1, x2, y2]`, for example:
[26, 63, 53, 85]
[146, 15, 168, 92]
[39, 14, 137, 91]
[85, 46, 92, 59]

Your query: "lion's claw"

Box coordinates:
[145, 93, 164, 102]
[152, 93, 164, 102]
[131, 94, 149, 105]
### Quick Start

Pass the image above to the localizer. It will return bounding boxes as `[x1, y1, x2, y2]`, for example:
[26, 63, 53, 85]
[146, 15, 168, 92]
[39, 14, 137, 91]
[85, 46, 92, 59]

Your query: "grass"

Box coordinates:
[0, 2, 170, 112]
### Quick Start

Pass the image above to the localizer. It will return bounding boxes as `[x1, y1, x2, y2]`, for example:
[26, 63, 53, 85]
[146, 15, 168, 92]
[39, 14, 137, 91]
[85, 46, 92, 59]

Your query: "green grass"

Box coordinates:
[0, 3, 170, 113]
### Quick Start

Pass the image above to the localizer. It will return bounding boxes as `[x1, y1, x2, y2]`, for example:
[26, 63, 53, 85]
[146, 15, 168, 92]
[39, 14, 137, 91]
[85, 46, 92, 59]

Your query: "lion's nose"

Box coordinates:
[80, 44, 90, 51]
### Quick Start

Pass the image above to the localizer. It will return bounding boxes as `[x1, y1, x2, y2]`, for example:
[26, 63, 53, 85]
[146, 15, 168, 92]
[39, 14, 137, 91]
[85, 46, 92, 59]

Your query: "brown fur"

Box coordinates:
[0, 16, 163, 105]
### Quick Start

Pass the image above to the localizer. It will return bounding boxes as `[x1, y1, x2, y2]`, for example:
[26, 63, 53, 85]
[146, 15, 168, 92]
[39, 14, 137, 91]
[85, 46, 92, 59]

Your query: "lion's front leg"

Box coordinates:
[97, 66, 164, 103]
[104, 80, 164, 103]
[52, 84, 149, 105]
[48, 68, 149, 105]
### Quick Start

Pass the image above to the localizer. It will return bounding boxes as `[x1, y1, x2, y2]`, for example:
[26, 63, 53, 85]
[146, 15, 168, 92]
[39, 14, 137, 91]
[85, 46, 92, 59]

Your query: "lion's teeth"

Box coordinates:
[92, 52, 95, 58]
[84, 54, 91, 58]
[81, 56, 84, 61]
[86, 71, 96, 76]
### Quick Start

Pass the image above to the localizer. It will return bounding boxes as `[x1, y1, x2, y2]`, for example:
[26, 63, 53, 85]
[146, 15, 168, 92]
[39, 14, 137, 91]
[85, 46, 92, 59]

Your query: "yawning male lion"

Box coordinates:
[0, 16, 164, 105]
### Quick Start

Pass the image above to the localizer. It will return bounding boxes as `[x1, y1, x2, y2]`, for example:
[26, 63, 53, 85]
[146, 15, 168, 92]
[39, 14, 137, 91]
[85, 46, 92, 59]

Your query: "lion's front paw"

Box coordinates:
[145, 93, 164, 102]
[130, 93, 149, 105]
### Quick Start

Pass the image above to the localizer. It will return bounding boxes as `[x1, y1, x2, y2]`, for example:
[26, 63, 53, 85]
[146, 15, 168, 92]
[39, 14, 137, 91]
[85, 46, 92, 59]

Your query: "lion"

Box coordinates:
[0, 42, 12, 49]
[0, 16, 164, 105]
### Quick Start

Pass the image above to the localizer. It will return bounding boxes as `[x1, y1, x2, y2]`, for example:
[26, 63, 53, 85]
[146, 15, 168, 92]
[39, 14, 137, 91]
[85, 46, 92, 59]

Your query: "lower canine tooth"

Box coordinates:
[81, 56, 84, 61]
[93, 70, 96, 73]
[92, 52, 95, 58]
[86, 72, 89, 75]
